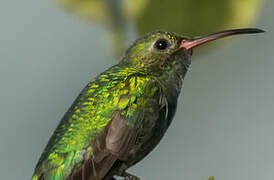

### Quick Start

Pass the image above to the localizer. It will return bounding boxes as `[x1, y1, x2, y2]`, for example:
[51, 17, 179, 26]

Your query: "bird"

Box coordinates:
[31, 28, 264, 180]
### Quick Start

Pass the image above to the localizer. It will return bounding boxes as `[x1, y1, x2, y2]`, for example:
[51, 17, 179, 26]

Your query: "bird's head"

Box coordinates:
[122, 28, 264, 74]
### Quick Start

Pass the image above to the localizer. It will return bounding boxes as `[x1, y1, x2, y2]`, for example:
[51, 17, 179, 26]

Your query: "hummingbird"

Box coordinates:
[31, 28, 263, 180]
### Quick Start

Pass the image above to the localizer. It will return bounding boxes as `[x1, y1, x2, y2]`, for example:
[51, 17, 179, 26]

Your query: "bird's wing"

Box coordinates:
[72, 78, 161, 180]
[72, 111, 140, 180]
[31, 71, 161, 180]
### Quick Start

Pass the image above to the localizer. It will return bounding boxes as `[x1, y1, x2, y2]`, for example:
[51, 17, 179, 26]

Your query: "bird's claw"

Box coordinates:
[125, 175, 140, 180]
[121, 171, 140, 180]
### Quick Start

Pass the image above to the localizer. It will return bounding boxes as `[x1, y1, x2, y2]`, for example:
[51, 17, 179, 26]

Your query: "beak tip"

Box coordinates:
[250, 28, 265, 33]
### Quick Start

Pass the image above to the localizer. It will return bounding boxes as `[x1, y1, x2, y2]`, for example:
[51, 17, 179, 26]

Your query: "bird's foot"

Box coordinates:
[122, 172, 140, 180]
[125, 175, 140, 180]
[114, 163, 140, 180]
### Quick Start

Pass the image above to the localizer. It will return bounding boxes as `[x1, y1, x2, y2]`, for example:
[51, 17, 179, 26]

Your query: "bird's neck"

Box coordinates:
[108, 53, 191, 95]
[156, 53, 191, 97]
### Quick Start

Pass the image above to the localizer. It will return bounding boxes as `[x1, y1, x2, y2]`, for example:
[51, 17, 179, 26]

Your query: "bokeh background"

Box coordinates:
[0, 0, 273, 179]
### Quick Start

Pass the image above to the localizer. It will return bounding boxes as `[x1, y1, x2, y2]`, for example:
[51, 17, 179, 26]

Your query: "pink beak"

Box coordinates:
[180, 28, 264, 50]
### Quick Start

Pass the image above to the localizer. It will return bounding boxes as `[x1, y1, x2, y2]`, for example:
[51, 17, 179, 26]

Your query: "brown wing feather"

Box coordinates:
[72, 111, 138, 180]
[105, 112, 138, 160]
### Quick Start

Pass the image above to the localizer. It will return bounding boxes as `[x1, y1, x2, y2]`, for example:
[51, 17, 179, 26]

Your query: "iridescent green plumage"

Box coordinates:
[33, 68, 158, 179]
[31, 31, 190, 180]
[31, 28, 262, 180]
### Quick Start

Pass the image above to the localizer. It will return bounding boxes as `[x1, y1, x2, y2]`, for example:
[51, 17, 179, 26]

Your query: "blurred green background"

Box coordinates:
[0, 0, 273, 179]
[54, 0, 263, 56]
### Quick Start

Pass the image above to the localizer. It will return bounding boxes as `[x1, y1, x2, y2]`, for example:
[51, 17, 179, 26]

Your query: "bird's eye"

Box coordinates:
[154, 38, 170, 50]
